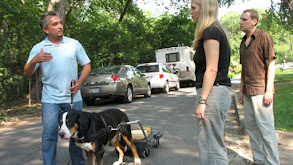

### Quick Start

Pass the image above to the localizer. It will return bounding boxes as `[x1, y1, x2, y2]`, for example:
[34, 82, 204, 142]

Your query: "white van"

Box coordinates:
[155, 46, 196, 86]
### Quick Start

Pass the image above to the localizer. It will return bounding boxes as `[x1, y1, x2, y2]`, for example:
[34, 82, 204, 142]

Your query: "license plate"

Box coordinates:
[90, 88, 99, 93]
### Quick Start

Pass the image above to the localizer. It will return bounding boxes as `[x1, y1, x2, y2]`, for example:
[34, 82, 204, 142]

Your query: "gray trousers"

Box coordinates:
[243, 94, 280, 165]
[196, 85, 231, 165]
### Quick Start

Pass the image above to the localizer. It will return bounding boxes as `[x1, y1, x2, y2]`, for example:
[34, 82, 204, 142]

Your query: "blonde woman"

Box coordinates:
[190, 0, 231, 164]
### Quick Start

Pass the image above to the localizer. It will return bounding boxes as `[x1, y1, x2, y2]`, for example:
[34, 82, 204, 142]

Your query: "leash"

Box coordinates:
[66, 80, 75, 165]
[70, 80, 75, 109]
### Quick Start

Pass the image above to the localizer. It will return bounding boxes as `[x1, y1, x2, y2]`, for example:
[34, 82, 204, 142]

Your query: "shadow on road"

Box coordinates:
[0, 87, 268, 165]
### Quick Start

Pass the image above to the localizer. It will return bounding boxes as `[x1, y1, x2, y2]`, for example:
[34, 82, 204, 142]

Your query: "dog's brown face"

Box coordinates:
[58, 111, 79, 139]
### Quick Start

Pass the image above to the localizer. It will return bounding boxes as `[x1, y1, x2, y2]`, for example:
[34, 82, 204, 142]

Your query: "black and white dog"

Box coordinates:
[58, 108, 141, 165]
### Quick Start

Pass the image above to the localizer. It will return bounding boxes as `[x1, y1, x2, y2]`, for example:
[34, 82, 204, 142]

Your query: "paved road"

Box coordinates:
[0, 88, 200, 165]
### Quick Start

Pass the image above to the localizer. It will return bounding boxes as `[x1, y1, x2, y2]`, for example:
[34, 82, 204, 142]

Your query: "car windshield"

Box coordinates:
[137, 65, 159, 73]
[91, 66, 121, 74]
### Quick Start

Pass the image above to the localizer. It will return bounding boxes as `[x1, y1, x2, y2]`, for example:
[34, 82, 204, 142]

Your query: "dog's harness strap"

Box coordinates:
[76, 115, 124, 143]
[100, 116, 108, 128]
[82, 116, 112, 142]
[86, 127, 110, 142]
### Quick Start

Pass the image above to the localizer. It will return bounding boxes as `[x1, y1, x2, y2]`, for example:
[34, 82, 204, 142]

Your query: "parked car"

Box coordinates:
[136, 63, 180, 93]
[81, 65, 151, 105]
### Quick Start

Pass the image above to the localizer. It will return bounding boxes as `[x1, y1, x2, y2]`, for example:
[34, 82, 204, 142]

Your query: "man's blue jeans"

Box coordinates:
[42, 101, 85, 165]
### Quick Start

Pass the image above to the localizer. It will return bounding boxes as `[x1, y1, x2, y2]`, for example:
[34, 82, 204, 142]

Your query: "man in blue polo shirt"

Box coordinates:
[24, 11, 91, 165]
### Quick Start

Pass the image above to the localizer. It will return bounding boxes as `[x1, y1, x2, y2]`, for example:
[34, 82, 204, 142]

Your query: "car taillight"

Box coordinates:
[159, 74, 164, 79]
[110, 74, 121, 82]
[186, 66, 189, 72]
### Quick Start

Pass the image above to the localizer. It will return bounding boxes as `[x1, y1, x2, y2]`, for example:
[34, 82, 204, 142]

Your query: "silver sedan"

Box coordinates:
[81, 65, 151, 105]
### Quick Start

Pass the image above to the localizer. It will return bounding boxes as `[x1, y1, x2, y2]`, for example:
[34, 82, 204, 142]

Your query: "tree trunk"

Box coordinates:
[281, 0, 293, 30]
[28, 0, 68, 103]
[47, 0, 68, 25]
[119, 0, 132, 22]
[108, 0, 132, 66]
[289, 0, 293, 30]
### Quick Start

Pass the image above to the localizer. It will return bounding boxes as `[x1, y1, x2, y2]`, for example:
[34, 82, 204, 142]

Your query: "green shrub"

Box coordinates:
[228, 72, 236, 79]
[0, 68, 27, 104]
[275, 67, 283, 73]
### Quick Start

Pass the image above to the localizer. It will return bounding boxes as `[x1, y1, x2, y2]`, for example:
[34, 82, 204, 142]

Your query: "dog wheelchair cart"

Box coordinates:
[115, 120, 163, 158]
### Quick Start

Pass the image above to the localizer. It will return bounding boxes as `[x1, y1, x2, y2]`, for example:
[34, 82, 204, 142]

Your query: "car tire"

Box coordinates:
[123, 86, 133, 103]
[144, 84, 151, 97]
[163, 82, 169, 93]
[175, 80, 180, 91]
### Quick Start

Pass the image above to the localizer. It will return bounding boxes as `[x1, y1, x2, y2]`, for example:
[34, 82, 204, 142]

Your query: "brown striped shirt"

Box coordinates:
[240, 29, 275, 95]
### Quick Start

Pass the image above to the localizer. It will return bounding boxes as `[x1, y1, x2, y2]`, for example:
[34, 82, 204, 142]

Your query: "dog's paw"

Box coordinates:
[134, 158, 141, 165]
[113, 158, 123, 165]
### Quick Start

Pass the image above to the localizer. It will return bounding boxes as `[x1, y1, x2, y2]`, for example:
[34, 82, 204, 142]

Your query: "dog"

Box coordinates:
[58, 108, 141, 165]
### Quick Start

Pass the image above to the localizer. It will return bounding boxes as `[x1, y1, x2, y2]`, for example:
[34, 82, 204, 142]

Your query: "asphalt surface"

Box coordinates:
[0, 88, 200, 165]
[1, 82, 293, 165]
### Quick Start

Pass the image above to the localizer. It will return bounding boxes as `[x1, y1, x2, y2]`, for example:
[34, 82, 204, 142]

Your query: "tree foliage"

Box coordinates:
[259, 9, 293, 63]
[220, 12, 242, 76]
[1, 0, 293, 104]
[0, 0, 46, 103]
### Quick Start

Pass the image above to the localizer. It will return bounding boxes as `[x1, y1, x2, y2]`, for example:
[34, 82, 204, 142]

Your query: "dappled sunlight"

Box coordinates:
[173, 148, 195, 156]
[1, 87, 201, 164]
[82, 87, 200, 164]
[0, 119, 43, 164]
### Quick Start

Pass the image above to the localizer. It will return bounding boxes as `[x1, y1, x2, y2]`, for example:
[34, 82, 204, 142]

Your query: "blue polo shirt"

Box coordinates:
[26, 36, 91, 103]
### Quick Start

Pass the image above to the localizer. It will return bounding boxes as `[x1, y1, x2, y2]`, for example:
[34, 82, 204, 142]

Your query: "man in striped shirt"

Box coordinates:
[238, 9, 280, 165]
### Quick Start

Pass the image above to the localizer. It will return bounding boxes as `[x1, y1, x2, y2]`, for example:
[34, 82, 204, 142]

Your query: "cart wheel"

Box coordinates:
[142, 149, 150, 158]
[155, 139, 160, 147]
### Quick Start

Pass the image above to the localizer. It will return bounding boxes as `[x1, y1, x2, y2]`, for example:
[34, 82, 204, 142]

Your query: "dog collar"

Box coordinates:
[75, 136, 85, 143]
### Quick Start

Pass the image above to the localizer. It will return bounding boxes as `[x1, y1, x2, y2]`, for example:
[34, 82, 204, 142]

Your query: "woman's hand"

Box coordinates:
[196, 104, 206, 121]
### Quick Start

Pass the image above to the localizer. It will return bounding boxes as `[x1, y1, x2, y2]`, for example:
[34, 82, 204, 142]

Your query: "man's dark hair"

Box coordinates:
[243, 9, 259, 25]
[39, 11, 59, 29]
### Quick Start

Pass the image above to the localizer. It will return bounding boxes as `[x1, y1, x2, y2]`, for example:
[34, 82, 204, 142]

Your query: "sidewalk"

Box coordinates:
[227, 88, 293, 165]
[230, 76, 293, 147]
[232, 89, 293, 147]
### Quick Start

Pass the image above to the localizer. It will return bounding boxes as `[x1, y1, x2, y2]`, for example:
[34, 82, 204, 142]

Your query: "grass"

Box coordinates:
[275, 69, 293, 83]
[274, 69, 293, 132]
